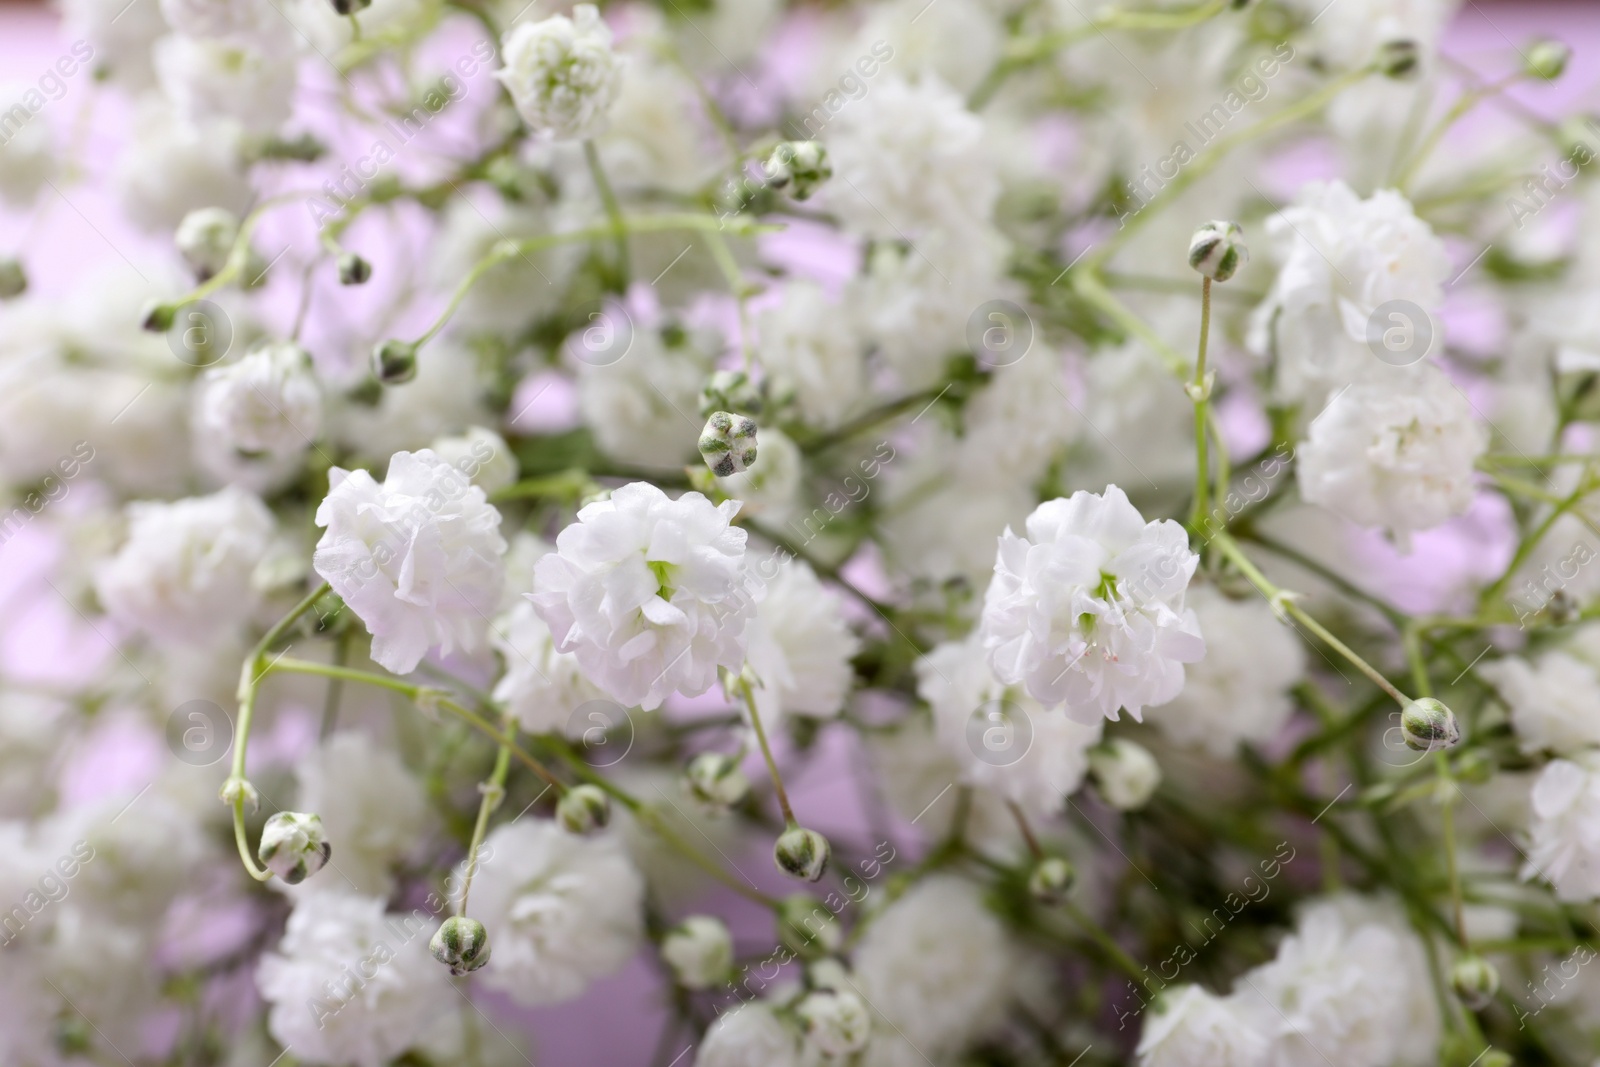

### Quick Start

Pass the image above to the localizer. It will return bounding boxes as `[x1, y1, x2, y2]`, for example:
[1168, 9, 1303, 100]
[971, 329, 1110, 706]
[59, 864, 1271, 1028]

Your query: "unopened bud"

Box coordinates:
[1028, 856, 1076, 904]
[699, 411, 758, 477]
[796, 989, 872, 1056]
[141, 300, 177, 333]
[175, 207, 240, 281]
[430, 916, 491, 976]
[777, 893, 842, 958]
[1088, 738, 1162, 811]
[774, 825, 830, 881]
[1376, 39, 1421, 79]
[219, 776, 259, 812]
[557, 784, 612, 835]
[0, 259, 27, 299]
[1524, 38, 1570, 81]
[763, 141, 831, 201]
[1401, 697, 1461, 752]
[1188, 220, 1248, 282]
[684, 752, 750, 809]
[660, 915, 734, 989]
[258, 811, 332, 884]
[698, 369, 763, 419]
[329, 0, 371, 13]
[371, 339, 417, 384]
[1451, 954, 1498, 1010]
[338, 252, 373, 286]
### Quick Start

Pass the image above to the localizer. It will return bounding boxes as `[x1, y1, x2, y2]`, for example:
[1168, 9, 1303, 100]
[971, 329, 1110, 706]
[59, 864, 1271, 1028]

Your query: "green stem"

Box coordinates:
[583, 139, 630, 285]
[1189, 276, 1213, 528]
[457, 713, 515, 917]
[737, 673, 797, 827]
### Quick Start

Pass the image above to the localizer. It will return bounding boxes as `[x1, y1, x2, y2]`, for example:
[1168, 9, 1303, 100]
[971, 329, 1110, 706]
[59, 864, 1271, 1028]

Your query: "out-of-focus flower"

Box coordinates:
[194, 342, 322, 459]
[496, 5, 624, 140]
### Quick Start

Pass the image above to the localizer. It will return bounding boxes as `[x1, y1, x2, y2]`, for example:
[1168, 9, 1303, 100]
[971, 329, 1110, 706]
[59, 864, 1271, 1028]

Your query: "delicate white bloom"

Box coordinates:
[1082, 333, 1199, 492]
[716, 426, 804, 527]
[195, 343, 322, 459]
[1525, 753, 1600, 902]
[591, 49, 718, 196]
[115, 102, 250, 231]
[660, 915, 733, 990]
[853, 875, 1017, 1056]
[957, 346, 1079, 485]
[314, 450, 508, 675]
[0, 694, 71, 818]
[1296, 364, 1487, 547]
[916, 633, 1103, 818]
[491, 599, 609, 736]
[756, 280, 866, 428]
[291, 732, 430, 898]
[1137, 986, 1268, 1067]
[58, 791, 214, 926]
[824, 75, 998, 239]
[879, 445, 1032, 591]
[745, 554, 860, 722]
[153, 34, 297, 134]
[1248, 181, 1451, 402]
[95, 486, 275, 645]
[1088, 738, 1161, 810]
[257, 893, 450, 1067]
[429, 426, 517, 494]
[59, 0, 166, 89]
[459, 820, 645, 1005]
[1480, 624, 1600, 755]
[575, 326, 708, 470]
[174, 206, 240, 279]
[696, 1003, 800, 1067]
[797, 988, 872, 1056]
[1143, 586, 1305, 757]
[978, 486, 1204, 722]
[1289, 0, 1453, 71]
[0, 88, 56, 207]
[845, 0, 1001, 95]
[496, 5, 624, 140]
[159, 0, 277, 38]
[531, 482, 753, 711]
[1236, 894, 1440, 1067]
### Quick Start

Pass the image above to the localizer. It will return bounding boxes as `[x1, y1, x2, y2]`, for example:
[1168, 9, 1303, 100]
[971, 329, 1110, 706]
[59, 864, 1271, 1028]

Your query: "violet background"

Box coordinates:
[0, 1, 1596, 1062]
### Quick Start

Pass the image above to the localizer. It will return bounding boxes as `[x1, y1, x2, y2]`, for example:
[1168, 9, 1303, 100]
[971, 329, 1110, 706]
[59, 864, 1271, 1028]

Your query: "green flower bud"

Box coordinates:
[141, 300, 177, 333]
[175, 206, 240, 281]
[699, 411, 759, 478]
[774, 825, 830, 882]
[1451, 954, 1498, 1010]
[1376, 39, 1421, 79]
[1028, 856, 1076, 905]
[1188, 220, 1248, 282]
[1401, 697, 1461, 752]
[684, 752, 750, 809]
[430, 916, 491, 977]
[0, 259, 26, 300]
[777, 893, 842, 959]
[1524, 38, 1570, 81]
[338, 252, 373, 286]
[557, 784, 612, 835]
[698, 369, 763, 419]
[1088, 738, 1162, 811]
[371, 339, 418, 384]
[796, 989, 871, 1056]
[661, 915, 734, 989]
[258, 811, 332, 885]
[763, 141, 832, 201]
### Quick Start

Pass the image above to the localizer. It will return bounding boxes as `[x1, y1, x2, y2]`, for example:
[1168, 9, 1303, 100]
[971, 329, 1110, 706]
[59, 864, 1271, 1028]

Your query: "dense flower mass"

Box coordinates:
[9, 1, 1600, 1065]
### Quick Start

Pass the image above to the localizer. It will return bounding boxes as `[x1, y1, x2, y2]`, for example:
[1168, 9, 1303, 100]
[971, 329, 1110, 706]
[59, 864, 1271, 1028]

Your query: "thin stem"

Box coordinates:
[1211, 532, 1411, 707]
[458, 713, 515, 916]
[1437, 754, 1468, 947]
[1189, 276, 1213, 529]
[737, 674, 797, 827]
[1062, 899, 1146, 984]
[319, 628, 352, 740]
[1007, 801, 1044, 860]
[583, 139, 630, 284]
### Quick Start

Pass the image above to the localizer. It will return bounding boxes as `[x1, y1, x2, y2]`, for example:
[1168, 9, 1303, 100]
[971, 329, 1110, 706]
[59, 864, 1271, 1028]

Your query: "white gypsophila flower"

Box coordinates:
[1089, 738, 1161, 810]
[660, 915, 734, 990]
[754, 280, 865, 429]
[158, 0, 278, 38]
[1524, 753, 1600, 902]
[490, 598, 608, 736]
[695, 1003, 800, 1067]
[716, 426, 804, 528]
[0, 694, 70, 817]
[916, 633, 1103, 819]
[1138, 986, 1268, 1067]
[744, 554, 861, 723]
[1081, 333, 1198, 494]
[428, 425, 517, 494]
[1235, 894, 1440, 1067]
[1247, 180, 1451, 403]
[55, 791, 214, 926]
[115, 102, 250, 232]
[575, 325, 709, 470]
[174, 205, 239, 278]
[878, 442, 1033, 593]
[95, 486, 275, 646]
[333, 340, 494, 461]
[846, 0, 1001, 96]
[1480, 624, 1600, 755]
[460, 820, 645, 1005]
[1288, 0, 1454, 71]
[531, 482, 753, 711]
[798, 988, 872, 1057]
[1142, 585, 1306, 757]
[289, 732, 430, 898]
[1295, 364, 1487, 549]
[59, 0, 165, 89]
[853, 874, 1017, 1057]
[257, 893, 450, 1067]
[0, 87, 56, 207]
[496, 4, 624, 141]
[823, 75, 997, 239]
[314, 449, 508, 675]
[427, 195, 582, 337]
[152, 34, 297, 134]
[977, 486, 1204, 723]
[956, 346, 1079, 486]
[195, 342, 322, 459]
[591, 49, 719, 196]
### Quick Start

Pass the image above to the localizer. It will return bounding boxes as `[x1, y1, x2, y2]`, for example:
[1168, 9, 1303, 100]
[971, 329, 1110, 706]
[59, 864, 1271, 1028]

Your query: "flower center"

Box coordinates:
[649, 559, 677, 601]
